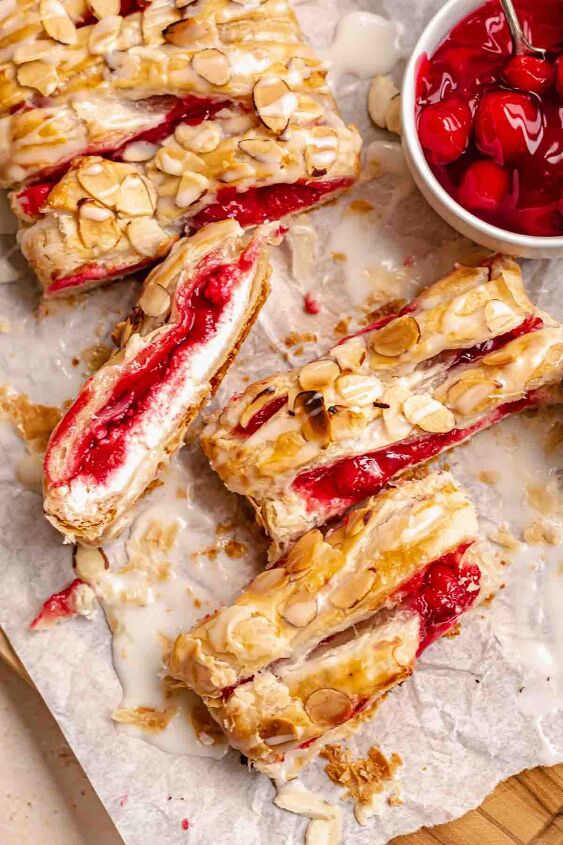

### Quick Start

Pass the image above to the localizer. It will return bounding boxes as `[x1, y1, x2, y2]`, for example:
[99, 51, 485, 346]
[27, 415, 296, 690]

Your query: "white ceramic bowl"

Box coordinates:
[401, 0, 563, 259]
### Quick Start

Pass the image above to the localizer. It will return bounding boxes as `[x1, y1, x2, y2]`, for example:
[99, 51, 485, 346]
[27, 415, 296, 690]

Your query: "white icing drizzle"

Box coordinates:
[324, 12, 403, 81]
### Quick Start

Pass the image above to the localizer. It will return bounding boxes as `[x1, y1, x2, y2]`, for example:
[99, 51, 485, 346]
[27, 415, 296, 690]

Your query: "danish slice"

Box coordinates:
[202, 256, 563, 555]
[169, 472, 489, 778]
[43, 219, 278, 544]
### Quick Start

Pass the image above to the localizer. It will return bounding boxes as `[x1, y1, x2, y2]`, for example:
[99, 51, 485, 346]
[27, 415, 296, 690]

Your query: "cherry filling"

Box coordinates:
[45, 243, 258, 485]
[293, 389, 544, 514]
[415, 0, 563, 236]
[189, 178, 355, 230]
[235, 394, 288, 436]
[30, 578, 85, 630]
[15, 96, 231, 215]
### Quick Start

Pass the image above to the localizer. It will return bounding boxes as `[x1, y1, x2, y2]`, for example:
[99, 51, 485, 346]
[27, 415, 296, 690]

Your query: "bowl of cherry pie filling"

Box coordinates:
[401, 0, 563, 258]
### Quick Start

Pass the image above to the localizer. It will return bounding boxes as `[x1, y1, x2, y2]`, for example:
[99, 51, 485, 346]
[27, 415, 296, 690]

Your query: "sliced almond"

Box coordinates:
[304, 688, 352, 725]
[126, 217, 170, 258]
[445, 376, 501, 416]
[327, 406, 367, 442]
[87, 0, 120, 18]
[368, 75, 400, 132]
[292, 95, 325, 126]
[77, 159, 121, 208]
[155, 146, 205, 177]
[16, 61, 59, 97]
[88, 14, 122, 54]
[238, 386, 282, 429]
[175, 172, 209, 208]
[382, 385, 412, 441]
[120, 140, 159, 162]
[12, 39, 57, 65]
[285, 529, 323, 576]
[78, 200, 120, 252]
[141, 3, 180, 45]
[250, 568, 289, 594]
[304, 128, 338, 178]
[175, 121, 222, 153]
[332, 338, 366, 372]
[116, 173, 156, 217]
[40, 0, 77, 44]
[274, 787, 337, 820]
[484, 298, 516, 334]
[139, 282, 171, 318]
[330, 569, 375, 609]
[305, 817, 341, 845]
[253, 77, 297, 135]
[294, 390, 330, 445]
[164, 18, 214, 48]
[402, 394, 455, 434]
[192, 48, 231, 86]
[298, 359, 340, 392]
[238, 138, 284, 165]
[73, 545, 109, 584]
[282, 590, 317, 627]
[371, 314, 421, 357]
[335, 374, 382, 407]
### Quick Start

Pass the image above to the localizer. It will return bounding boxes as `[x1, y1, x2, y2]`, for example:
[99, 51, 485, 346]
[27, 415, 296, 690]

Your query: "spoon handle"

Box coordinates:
[499, 0, 546, 58]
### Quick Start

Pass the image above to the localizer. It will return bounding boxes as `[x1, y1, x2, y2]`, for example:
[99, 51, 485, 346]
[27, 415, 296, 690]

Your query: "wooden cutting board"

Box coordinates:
[1, 630, 561, 844]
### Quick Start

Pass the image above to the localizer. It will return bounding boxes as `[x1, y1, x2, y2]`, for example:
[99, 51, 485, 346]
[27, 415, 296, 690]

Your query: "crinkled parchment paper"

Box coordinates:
[1, 1, 562, 843]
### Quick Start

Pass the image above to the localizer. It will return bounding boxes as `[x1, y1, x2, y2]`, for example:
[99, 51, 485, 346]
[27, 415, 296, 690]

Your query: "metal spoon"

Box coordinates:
[499, 0, 547, 59]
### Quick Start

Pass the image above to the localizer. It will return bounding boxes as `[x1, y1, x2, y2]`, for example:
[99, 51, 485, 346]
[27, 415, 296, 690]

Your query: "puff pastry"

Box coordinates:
[1, 0, 361, 295]
[169, 472, 489, 778]
[43, 219, 279, 545]
[202, 256, 563, 555]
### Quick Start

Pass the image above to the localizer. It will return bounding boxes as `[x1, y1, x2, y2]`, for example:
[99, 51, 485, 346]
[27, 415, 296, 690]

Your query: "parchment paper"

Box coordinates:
[1, 1, 562, 843]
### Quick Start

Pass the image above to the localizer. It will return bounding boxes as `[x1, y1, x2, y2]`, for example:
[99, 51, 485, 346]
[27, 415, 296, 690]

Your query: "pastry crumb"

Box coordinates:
[320, 743, 401, 806]
[333, 318, 350, 336]
[477, 469, 500, 485]
[444, 622, 461, 639]
[79, 343, 112, 373]
[284, 330, 318, 348]
[331, 251, 347, 262]
[345, 199, 374, 215]
[225, 539, 246, 559]
[0, 385, 61, 452]
[522, 519, 561, 546]
[112, 706, 177, 733]
[488, 523, 519, 550]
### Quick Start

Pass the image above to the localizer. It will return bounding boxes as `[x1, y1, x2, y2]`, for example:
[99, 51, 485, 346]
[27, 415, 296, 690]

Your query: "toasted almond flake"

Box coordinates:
[164, 17, 213, 47]
[330, 570, 375, 609]
[402, 394, 455, 434]
[274, 787, 337, 820]
[40, 0, 77, 44]
[192, 48, 231, 86]
[12, 39, 57, 65]
[77, 159, 121, 208]
[175, 121, 222, 153]
[382, 386, 412, 441]
[121, 140, 159, 162]
[371, 314, 421, 357]
[116, 173, 156, 217]
[368, 75, 401, 134]
[335, 374, 383, 406]
[88, 14, 122, 53]
[295, 390, 330, 445]
[126, 217, 169, 257]
[484, 298, 516, 334]
[332, 338, 366, 372]
[305, 688, 352, 725]
[78, 200, 120, 251]
[445, 376, 500, 416]
[138, 282, 171, 318]
[298, 359, 340, 392]
[285, 529, 323, 576]
[238, 137, 283, 165]
[282, 590, 317, 627]
[87, 0, 119, 18]
[175, 172, 209, 208]
[73, 545, 109, 584]
[292, 95, 325, 126]
[328, 406, 367, 442]
[155, 146, 205, 177]
[16, 61, 59, 96]
[253, 77, 296, 135]
[305, 816, 342, 845]
[251, 567, 289, 594]
[304, 128, 339, 177]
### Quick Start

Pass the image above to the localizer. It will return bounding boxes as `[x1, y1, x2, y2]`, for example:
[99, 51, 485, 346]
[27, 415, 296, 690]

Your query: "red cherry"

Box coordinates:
[503, 55, 554, 94]
[425, 563, 458, 593]
[334, 456, 383, 497]
[457, 159, 511, 210]
[474, 90, 542, 164]
[417, 99, 472, 164]
[191, 307, 216, 342]
[555, 55, 563, 98]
